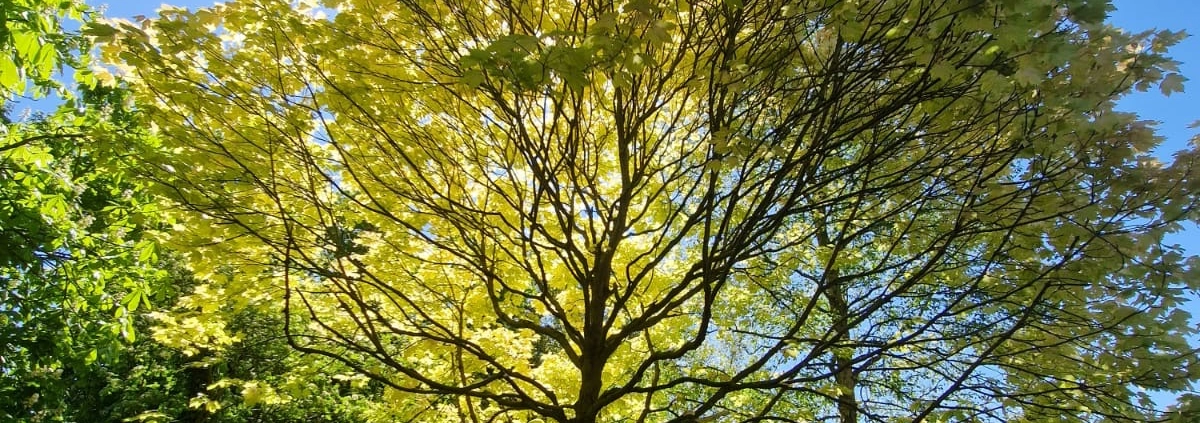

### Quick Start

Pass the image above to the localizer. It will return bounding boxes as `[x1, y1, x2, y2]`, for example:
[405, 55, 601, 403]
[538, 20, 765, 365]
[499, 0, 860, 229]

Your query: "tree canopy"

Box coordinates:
[1, 0, 170, 418]
[69, 0, 1200, 421]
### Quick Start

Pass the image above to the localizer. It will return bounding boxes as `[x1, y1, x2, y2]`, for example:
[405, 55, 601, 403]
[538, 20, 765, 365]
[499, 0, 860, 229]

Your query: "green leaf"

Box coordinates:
[13, 30, 41, 62]
[136, 240, 157, 263]
[1, 57, 22, 92]
[462, 69, 485, 88]
[1161, 73, 1186, 96]
[81, 22, 118, 39]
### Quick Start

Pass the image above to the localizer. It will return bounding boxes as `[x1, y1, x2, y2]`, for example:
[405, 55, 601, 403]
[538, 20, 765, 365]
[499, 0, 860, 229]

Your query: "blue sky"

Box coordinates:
[1110, 0, 1199, 157]
[1110, 0, 1200, 252]
[1108, 0, 1200, 332]
[1108, 1, 1200, 406]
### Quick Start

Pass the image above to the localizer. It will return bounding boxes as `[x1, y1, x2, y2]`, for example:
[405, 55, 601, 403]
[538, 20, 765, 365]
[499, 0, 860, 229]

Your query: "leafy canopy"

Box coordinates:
[0, 1, 174, 421]
[98, 0, 1200, 422]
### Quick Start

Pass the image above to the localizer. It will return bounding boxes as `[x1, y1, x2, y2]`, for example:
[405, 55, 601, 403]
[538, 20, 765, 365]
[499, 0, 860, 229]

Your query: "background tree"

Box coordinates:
[47, 253, 380, 423]
[101, 0, 1200, 422]
[1, 1, 170, 418]
[2, 1, 383, 421]
[0, 0, 89, 102]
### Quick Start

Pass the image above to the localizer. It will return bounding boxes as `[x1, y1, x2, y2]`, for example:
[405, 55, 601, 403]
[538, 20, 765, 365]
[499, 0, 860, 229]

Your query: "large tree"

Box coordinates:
[98, 0, 1199, 421]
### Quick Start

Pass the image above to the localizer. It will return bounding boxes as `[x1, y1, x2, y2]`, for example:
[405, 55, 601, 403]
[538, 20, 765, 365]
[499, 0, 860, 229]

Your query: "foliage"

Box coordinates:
[2, 2, 379, 421]
[1, 0, 172, 416]
[0, 95, 166, 419]
[0, 0, 89, 102]
[63, 267, 376, 423]
[99, 0, 1200, 422]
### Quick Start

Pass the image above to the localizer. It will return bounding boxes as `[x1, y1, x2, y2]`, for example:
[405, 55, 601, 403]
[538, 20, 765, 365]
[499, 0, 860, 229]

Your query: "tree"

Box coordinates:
[45, 253, 380, 423]
[99, 0, 1200, 421]
[1, 1, 173, 419]
[0, 0, 89, 102]
[2, 3, 381, 421]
